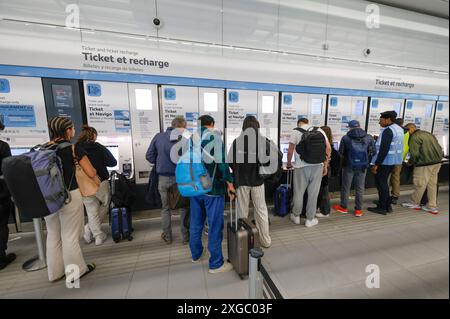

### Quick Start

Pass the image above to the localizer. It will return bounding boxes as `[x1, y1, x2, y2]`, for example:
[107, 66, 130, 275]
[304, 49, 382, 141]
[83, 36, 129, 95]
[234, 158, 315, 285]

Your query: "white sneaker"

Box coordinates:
[83, 225, 93, 244]
[422, 206, 439, 215]
[315, 212, 329, 218]
[402, 202, 421, 209]
[95, 233, 107, 246]
[209, 261, 233, 274]
[290, 213, 301, 225]
[305, 218, 319, 228]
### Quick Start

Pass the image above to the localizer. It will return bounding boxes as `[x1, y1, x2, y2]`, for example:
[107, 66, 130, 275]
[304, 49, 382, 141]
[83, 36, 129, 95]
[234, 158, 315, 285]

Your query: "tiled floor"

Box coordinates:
[0, 188, 448, 299]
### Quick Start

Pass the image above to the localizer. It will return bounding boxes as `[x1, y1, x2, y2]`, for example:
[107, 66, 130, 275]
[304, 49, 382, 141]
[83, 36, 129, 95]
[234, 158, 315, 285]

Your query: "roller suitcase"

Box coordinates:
[110, 207, 133, 242]
[109, 171, 134, 243]
[274, 169, 293, 217]
[227, 199, 260, 279]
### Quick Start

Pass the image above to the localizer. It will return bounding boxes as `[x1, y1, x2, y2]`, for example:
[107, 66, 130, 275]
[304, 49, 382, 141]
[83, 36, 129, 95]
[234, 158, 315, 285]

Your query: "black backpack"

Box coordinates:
[295, 127, 327, 164]
[110, 171, 136, 208]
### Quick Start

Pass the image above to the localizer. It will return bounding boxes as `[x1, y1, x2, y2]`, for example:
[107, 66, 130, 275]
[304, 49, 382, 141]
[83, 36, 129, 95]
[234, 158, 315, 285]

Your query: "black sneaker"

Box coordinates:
[0, 253, 16, 271]
[161, 233, 172, 244]
[391, 197, 398, 205]
[368, 207, 388, 215]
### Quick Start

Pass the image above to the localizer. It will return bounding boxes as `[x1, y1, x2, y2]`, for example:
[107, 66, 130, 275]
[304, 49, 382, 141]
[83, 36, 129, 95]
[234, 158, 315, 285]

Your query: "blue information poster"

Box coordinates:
[0, 105, 37, 127]
[114, 110, 131, 133]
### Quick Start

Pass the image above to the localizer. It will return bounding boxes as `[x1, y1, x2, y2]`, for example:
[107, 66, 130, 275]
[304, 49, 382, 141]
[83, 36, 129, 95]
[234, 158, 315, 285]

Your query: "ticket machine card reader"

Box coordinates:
[122, 163, 133, 178]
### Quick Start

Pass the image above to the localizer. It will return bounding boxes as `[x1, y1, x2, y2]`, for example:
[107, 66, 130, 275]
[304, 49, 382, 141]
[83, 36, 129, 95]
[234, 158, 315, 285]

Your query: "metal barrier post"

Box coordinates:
[248, 248, 264, 299]
[22, 218, 47, 271]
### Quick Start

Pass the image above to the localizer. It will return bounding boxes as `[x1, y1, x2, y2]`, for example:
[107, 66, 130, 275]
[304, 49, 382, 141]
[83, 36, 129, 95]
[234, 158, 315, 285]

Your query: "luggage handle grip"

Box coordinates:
[229, 195, 238, 232]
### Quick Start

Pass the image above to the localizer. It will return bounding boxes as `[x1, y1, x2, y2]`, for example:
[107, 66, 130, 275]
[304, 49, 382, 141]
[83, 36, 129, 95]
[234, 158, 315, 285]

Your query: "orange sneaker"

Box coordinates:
[354, 210, 363, 217]
[333, 204, 348, 214]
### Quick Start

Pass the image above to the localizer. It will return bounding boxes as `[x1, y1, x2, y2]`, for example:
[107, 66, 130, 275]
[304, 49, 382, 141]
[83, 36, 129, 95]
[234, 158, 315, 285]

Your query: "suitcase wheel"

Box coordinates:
[239, 274, 245, 280]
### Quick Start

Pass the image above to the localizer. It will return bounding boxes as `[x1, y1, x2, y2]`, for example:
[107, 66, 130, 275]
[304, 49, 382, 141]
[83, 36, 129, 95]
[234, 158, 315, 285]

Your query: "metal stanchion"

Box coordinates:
[248, 247, 264, 299]
[22, 218, 47, 271]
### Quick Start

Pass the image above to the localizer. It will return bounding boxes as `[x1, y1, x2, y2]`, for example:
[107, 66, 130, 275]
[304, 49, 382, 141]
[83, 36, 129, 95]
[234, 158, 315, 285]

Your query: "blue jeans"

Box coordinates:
[341, 167, 367, 211]
[189, 195, 225, 270]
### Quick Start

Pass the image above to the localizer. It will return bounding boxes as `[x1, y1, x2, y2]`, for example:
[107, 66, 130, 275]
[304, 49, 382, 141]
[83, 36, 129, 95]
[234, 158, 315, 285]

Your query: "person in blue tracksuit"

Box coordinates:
[368, 110, 404, 215]
[189, 115, 236, 274]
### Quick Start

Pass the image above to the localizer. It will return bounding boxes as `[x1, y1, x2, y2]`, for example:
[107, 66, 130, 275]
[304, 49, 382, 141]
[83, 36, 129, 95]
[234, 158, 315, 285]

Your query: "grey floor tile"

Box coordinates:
[85, 273, 133, 299]
[167, 262, 208, 299]
[2, 287, 49, 299]
[204, 269, 248, 299]
[44, 280, 94, 299]
[382, 269, 446, 299]
[407, 259, 449, 295]
[126, 267, 169, 299]
[296, 282, 371, 299]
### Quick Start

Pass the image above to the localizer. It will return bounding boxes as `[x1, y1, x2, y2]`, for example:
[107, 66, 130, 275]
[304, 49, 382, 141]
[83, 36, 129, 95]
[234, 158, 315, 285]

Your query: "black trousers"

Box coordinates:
[0, 198, 12, 257]
[375, 165, 395, 210]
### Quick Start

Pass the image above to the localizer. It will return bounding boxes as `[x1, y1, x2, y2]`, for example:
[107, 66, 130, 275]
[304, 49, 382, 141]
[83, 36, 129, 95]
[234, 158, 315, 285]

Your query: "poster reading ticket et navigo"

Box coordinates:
[84, 80, 134, 177]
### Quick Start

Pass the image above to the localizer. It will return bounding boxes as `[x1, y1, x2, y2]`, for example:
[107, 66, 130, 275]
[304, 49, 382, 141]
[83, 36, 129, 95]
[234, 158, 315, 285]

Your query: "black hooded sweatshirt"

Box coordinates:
[78, 141, 117, 181]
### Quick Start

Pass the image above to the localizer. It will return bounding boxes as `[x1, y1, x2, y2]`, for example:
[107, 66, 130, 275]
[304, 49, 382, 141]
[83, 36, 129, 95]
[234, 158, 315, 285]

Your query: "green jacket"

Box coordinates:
[408, 130, 443, 167]
[200, 127, 233, 196]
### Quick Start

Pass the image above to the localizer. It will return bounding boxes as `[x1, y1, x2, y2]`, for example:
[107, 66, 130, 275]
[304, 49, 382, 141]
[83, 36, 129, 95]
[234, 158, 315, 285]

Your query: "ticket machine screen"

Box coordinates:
[10, 147, 30, 156]
[106, 145, 119, 171]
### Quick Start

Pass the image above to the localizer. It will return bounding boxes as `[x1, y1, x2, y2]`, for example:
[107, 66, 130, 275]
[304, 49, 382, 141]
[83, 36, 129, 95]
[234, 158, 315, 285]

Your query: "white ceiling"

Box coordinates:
[370, 0, 449, 19]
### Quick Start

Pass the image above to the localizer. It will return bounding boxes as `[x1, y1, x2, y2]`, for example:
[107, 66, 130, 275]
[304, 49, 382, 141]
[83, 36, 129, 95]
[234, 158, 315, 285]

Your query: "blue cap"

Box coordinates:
[348, 120, 360, 128]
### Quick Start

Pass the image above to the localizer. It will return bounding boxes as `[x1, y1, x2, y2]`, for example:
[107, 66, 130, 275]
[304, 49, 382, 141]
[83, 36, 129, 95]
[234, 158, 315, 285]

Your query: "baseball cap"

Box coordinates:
[348, 120, 360, 128]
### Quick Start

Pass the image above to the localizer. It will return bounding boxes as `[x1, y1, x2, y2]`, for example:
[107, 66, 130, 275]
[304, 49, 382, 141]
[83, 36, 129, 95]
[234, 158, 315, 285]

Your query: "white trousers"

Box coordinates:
[44, 189, 88, 281]
[236, 184, 272, 247]
[82, 180, 110, 239]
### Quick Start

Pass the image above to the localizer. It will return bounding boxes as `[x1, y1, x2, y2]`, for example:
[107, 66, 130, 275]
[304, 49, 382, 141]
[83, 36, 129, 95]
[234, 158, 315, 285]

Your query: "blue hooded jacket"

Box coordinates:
[339, 128, 376, 169]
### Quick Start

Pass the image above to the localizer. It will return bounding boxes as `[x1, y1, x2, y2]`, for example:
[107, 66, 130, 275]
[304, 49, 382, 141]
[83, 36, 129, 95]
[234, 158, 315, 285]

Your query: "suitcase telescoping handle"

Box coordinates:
[229, 193, 238, 232]
[286, 168, 293, 186]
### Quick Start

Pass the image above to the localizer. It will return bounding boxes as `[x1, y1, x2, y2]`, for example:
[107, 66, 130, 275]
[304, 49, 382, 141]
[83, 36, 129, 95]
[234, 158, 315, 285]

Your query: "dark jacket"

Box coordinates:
[408, 130, 444, 167]
[0, 140, 11, 200]
[228, 131, 281, 188]
[146, 127, 187, 176]
[339, 128, 375, 168]
[78, 141, 117, 181]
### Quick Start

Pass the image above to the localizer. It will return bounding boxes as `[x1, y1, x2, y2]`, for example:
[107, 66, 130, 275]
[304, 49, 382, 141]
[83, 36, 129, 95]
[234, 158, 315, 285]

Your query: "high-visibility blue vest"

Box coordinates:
[371, 123, 404, 165]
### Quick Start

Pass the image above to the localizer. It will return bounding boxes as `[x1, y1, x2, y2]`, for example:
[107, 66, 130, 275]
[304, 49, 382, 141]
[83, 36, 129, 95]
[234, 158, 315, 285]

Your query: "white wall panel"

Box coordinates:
[223, 0, 279, 51]
[79, 0, 157, 36]
[157, 0, 222, 44]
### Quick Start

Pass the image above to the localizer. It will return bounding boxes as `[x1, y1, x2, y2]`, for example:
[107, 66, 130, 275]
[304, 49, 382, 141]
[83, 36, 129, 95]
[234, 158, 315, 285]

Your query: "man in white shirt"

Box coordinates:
[287, 119, 331, 227]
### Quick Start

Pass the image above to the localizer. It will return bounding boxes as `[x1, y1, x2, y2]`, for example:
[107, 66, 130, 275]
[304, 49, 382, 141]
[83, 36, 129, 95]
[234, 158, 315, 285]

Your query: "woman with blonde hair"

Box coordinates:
[77, 125, 117, 246]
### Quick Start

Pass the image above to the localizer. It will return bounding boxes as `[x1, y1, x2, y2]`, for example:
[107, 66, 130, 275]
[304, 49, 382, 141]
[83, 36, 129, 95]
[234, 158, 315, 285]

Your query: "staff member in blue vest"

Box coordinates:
[368, 110, 404, 215]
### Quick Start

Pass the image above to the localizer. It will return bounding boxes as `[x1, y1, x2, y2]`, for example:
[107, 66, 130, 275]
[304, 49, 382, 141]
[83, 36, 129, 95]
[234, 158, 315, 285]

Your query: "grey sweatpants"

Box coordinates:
[83, 180, 110, 239]
[292, 165, 323, 221]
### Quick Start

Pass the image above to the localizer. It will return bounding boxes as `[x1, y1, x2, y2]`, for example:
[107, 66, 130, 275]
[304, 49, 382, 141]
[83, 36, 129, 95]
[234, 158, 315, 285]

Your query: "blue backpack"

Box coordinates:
[1, 143, 72, 218]
[349, 137, 370, 169]
[175, 139, 216, 197]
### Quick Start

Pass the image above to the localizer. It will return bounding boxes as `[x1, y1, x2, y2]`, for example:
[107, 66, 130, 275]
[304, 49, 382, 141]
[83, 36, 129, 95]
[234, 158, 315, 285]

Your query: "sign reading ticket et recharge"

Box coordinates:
[0, 105, 37, 127]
